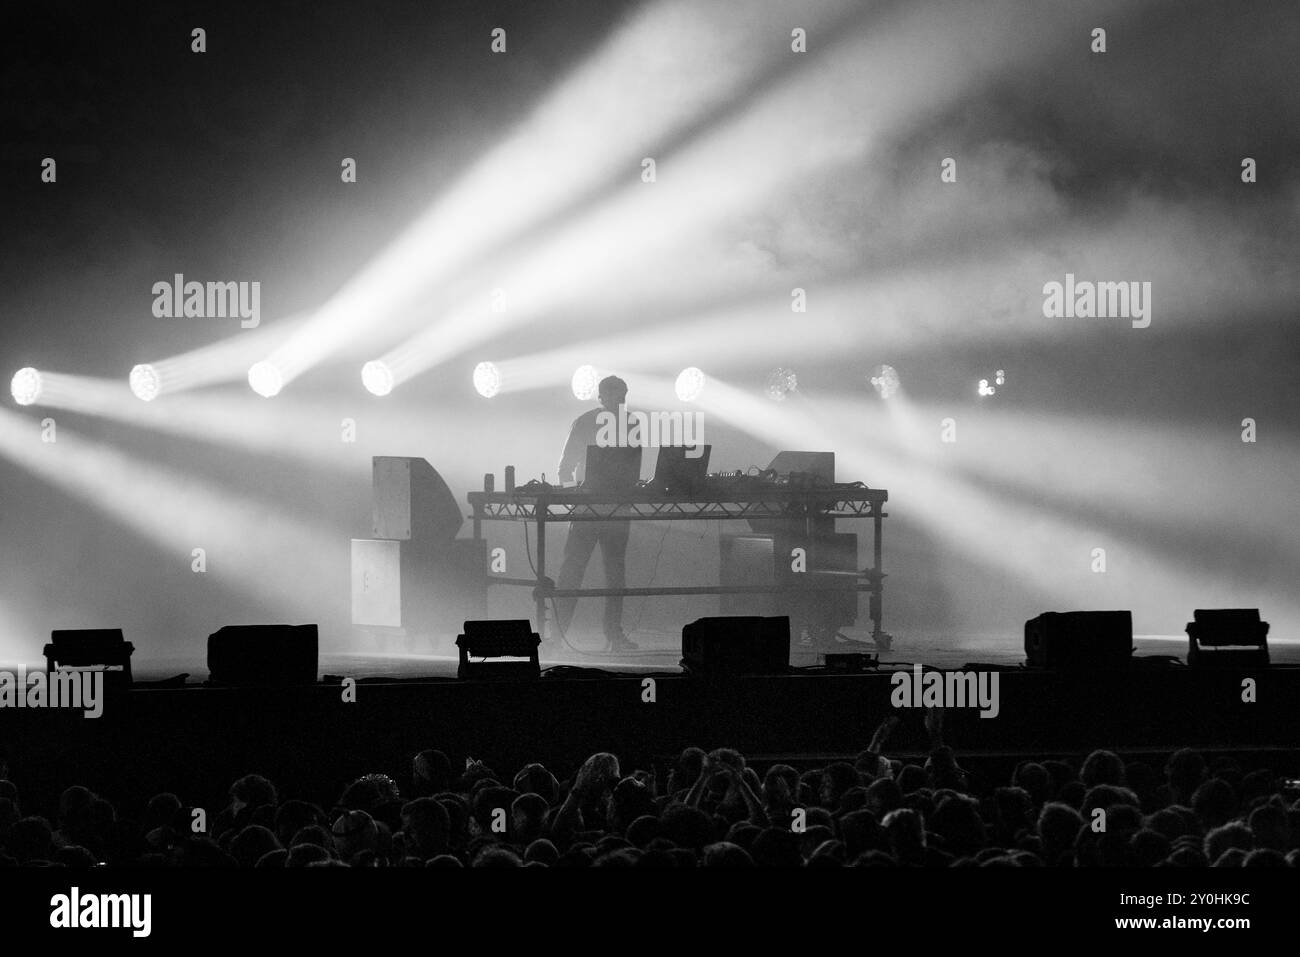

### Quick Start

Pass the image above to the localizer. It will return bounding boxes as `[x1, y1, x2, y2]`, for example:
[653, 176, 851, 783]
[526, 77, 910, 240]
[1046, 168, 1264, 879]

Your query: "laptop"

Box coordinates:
[650, 444, 711, 495]
[583, 444, 642, 492]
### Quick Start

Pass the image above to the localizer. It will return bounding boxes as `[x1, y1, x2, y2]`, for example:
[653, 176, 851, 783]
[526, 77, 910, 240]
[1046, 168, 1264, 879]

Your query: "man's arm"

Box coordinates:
[557, 421, 583, 486]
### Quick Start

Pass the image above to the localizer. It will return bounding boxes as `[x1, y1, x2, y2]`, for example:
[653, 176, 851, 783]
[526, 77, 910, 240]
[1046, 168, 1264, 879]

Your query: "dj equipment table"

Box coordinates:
[467, 484, 889, 646]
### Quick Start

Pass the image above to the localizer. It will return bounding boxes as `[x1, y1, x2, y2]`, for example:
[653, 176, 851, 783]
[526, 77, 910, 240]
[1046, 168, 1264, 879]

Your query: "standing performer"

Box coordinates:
[554, 375, 637, 652]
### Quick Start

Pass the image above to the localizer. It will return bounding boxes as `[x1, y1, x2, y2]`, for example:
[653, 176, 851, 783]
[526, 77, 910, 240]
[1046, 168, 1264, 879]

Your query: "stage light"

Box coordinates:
[675, 367, 705, 403]
[362, 360, 394, 397]
[129, 364, 161, 402]
[248, 361, 284, 398]
[473, 361, 501, 398]
[764, 367, 798, 402]
[10, 368, 42, 406]
[869, 364, 900, 400]
[995, 369, 1006, 386]
[572, 364, 600, 401]
[978, 378, 996, 397]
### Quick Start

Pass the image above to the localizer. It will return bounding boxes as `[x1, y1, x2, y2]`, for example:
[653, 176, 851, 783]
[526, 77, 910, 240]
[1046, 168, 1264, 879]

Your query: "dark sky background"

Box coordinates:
[1, 0, 1298, 660]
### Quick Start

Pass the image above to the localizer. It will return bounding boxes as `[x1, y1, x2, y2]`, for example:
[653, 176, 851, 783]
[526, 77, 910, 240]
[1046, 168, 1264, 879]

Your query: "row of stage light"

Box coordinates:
[11, 362, 923, 406]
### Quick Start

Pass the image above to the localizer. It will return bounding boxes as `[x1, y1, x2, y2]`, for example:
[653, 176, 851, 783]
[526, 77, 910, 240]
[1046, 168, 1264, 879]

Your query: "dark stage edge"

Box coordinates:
[2, 632, 1298, 813]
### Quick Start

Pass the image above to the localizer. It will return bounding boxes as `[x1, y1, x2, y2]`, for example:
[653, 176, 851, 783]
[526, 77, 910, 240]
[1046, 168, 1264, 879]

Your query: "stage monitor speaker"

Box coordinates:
[207, 623, 318, 686]
[1186, 608, 1269, 668]
[372, 456, 463, 542]
[456, 619, 541, 680]
[681, 615, 790, 676]
[1024, 610, 1132, 670]
[351, 537, 487, 636]
[45, 628, 135, 687]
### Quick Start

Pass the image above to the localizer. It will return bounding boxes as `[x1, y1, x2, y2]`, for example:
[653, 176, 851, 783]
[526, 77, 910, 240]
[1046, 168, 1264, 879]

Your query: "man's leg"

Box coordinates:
[598, 520, 633, 647]
[553, 522, 598, 638]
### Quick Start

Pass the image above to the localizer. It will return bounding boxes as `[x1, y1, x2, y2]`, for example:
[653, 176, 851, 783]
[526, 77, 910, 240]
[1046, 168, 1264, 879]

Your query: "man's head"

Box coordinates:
[598, 375, 628, 411]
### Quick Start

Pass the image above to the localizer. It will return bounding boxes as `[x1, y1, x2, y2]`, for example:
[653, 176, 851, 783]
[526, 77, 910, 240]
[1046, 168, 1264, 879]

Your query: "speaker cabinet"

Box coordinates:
[207, 624, 318, 686]
[1024, 610, 1132, 670]
[352, 537, 487, 636]
[372, 456, 463, 542]
[681, 615, 791, 676]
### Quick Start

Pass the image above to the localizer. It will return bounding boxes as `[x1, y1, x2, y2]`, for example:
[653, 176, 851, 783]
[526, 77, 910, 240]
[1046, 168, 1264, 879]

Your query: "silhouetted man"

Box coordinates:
[554, 375, 637, 652]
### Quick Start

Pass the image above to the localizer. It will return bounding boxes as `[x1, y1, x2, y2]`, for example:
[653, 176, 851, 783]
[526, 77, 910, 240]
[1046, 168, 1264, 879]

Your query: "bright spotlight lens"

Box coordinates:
[10, 367, 42, 406]
[129, 364, 161, 401]
[248, 361, 283, 398]
[473, 361, 501, 398]
[764, 367, 798, 402]
[362, 360, 394, 397]
[675, 367, 705, 402]
[571, 364, 599, 401]
[868, 364, 900, 400]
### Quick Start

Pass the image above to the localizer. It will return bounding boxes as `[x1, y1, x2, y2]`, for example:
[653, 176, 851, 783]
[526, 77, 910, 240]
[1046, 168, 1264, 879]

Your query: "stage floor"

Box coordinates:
[106, 629, 1299, 684]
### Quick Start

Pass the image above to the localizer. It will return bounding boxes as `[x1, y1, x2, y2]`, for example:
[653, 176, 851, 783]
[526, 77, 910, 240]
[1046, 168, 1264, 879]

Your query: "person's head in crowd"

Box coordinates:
[426, 854, 463, 868]
[471, 786, 520, 835]
[820, 762, 860, 810]
[1211, 847, 1247, 867]
[836, 786, 869, 815]
[54, 845, 97, 868]
[865, 777, 903, 818]
[472, 845, 522, 867]
[457, 759, 500, 793]
[1165, 749, 1207, 806]
[702, 841, 753, 867]
[797, 769, 822, 806]
[1204, 821, 1253, 862]
[1080, 750, 1126, 788]
[400, 797, 451, 859]
[610, 776, 655, 835]
[807, 839, 847, 867]
[145, 793, 183, 833]
[229, 774, 278, 815]
[925, 747, 968, 792]
[331, 810, 379, 862]
[1248, 799, 1290, 851]
[1239, 769, 1275, 808]
[1124, 761, 1158, 808]
[229, 825, 280, 868]
[273, 800, 323, 848]
[1036, 802, 1083, 866]
[659, 804, 713, 851]
[339, 773, 402, 815]
[1144, 806, 1192, 841]
[838, 809, 885, 859]
[626, 814, 661, 849]
[993, 787, 1035, 841]
[896, 764, 928, 796]
[57, 786, 95, 836]
[1080, 785, 1139, 817]
[286, 843, 331, 867]
[882, 807, 927, 865]
[510, 793, 550, 845]
[8, 816, 54, 864]
[412, 750, 452, 797]
[256, 849, 288, 868]
[1012, 762, 1052, 807]
[513, 763, 560, 803]
[290, 825, 334, 850]
[750, 827, 803, 868]
[1243, 848, 1287, 867]
[525, 838, 559, 866]
[667, 748, 706, 797]
[1191, 778, 1238, 830]
[1129, 829, 1171, 867]
[762, 765, 800, 819]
